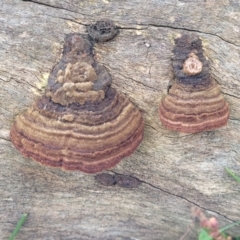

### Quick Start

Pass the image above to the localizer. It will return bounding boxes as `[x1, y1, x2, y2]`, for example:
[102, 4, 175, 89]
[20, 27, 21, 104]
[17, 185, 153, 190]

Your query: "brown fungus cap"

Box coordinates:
[159, 34, 229, 133]
[10, 34, 144, 173]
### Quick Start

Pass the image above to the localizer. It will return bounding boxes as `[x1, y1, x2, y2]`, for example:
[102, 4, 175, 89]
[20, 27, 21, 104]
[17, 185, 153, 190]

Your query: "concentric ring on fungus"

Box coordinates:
[159, 34, 229, 133]
[10, 34, 144, 173]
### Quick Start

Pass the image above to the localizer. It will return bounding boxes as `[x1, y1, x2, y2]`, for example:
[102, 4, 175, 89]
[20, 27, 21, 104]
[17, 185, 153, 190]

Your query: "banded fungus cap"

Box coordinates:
[159, 34, 230, 133]
[10, 33, 144, 174]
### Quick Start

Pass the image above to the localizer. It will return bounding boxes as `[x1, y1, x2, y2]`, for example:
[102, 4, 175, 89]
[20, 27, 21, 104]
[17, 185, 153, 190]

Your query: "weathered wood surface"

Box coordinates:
[1, 0, 240, 239]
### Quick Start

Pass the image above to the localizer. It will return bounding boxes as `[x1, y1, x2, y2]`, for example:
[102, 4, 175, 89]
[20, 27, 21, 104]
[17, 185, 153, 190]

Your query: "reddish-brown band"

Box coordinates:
[159, 79, 229, 133]
[10, 90, 144, 173]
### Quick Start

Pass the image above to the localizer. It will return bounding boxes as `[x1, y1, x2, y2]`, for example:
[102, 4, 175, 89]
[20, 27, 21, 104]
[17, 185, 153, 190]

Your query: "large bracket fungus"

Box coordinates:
[159, 34, 229, 133]
[10, 34, 144, 173]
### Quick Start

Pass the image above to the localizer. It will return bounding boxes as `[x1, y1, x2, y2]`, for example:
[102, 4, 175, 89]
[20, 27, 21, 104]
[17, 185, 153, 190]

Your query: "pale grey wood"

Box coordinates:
[1, 0, 240, 239]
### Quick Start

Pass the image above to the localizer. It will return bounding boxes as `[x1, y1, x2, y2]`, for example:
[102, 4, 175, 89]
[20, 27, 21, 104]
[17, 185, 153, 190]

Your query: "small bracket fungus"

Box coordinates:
[10, 33, 144, 173]
[87, 19, 119, 42]
[159, 34, 229, 133]
[183, 53, 203, 76]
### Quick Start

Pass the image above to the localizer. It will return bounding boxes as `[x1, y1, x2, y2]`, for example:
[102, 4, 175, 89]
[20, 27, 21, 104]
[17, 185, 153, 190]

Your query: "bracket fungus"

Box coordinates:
[87, 19, 119, 42]
[10, 34, 144, 173]
[159, 34, 229, 133]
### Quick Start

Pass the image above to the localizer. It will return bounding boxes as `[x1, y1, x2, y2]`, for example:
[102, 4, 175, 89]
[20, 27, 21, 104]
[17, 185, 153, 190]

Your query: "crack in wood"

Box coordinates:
[59, 17, 88, 26]
[22, 0, 239, 48]
[144, 123, 159, 132]
[109, 170, 236, 223]
[22, 0, 78, 13]
[118, 26, 148, 30]
[0, 137, 10, 142]
[117, 72, 158, 91]
[221, 91, 240, 100]
[139, 23, 240, 47]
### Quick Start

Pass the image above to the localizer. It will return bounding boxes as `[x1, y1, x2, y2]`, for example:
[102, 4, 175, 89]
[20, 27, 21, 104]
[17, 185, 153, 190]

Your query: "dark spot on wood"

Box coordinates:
[95, 173, 141, 188]
[114, 175, 141, 188]
[95, 173, 116, 186]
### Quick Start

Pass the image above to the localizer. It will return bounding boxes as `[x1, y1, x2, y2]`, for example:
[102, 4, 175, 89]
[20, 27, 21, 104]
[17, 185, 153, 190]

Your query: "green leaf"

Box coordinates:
[225, 167, 240, 183]
[219, 220, 240, 233]
[9, 213, 28, 240]
[198, 221, 240, 240]
[198, 229, 212, 240]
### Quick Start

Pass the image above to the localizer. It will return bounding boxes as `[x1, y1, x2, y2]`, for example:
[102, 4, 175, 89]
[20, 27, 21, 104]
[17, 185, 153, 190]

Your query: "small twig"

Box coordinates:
[9, 213, 28, 240]
[179, 221, 195, 240]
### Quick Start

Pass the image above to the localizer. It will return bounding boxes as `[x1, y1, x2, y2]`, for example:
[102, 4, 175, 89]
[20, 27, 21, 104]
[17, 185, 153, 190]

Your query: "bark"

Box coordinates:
[1, 0, 240, 239]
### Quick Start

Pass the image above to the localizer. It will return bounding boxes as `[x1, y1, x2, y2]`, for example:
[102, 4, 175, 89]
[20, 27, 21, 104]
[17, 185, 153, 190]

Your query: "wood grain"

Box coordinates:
[1, 0, 240, 239]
